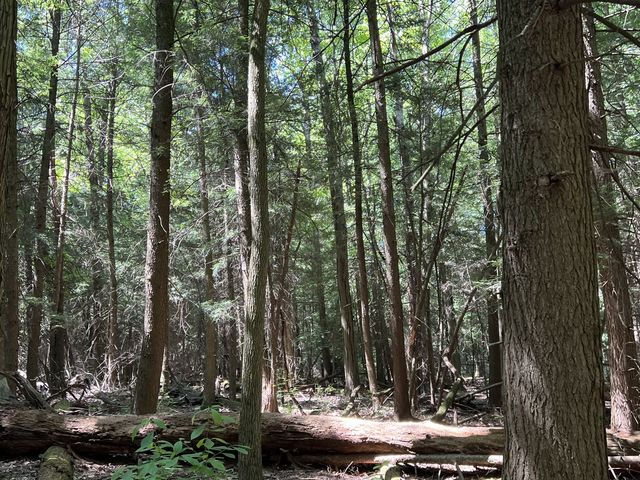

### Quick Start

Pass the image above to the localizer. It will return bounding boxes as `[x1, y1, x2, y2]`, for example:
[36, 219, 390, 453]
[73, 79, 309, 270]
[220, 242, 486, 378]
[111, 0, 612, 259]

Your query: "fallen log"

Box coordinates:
[1, 409, 639, 461]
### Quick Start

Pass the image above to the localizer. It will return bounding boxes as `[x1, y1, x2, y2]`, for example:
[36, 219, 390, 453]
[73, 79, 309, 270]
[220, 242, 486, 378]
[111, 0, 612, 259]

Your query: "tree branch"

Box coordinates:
[558, 0, 640, 8]
[357, 17, 497, 91]
[583, 8, 640, 49]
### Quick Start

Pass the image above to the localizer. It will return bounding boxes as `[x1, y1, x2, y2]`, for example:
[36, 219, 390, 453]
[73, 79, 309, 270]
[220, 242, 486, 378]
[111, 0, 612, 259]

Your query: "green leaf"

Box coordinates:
[136, 432, 155, 452]
[190, 424, 206, 440]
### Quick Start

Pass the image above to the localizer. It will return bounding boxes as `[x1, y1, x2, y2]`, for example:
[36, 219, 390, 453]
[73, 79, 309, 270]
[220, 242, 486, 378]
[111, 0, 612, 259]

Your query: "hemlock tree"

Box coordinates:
[0, 0, 19, 397]
[237, 0, 270, 477]
[134, 0, 175, 415]
[498, 1, 608, 479]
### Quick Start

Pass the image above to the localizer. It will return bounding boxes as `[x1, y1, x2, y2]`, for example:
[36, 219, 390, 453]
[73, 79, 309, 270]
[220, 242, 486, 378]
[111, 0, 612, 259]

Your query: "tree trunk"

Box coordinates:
[237, 0, 270, 477]
[365, 0, 411, 420]
[195, 104, 218, 407]
[306, 0, 358, 396]
[301, 97, 333, 379]
[583, 11, 640, 434]
[342, 0, 378, 407]
[105, 66, 119, 387]
[134, 0, 174, 415]
[3, 409, 640, 460]
[0, 0, 19, 397]
[27, 7, 62, 387]
[498, 1, 608, 479]
[50, 15, 83, 393]
[82, 86, 105, 372]
[468, 0, 501, 408]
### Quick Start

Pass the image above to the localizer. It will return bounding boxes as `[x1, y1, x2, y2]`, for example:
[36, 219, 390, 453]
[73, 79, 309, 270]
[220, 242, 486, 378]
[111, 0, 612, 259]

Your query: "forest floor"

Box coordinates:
[0, 379, 637, 479]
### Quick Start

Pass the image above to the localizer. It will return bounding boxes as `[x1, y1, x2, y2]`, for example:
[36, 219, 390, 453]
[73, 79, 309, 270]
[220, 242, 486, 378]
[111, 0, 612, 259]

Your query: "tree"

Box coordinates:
[27, 6, 62, 387]
[498, 1, 608, 478]
[0, 0, 19, 397]
[365, 0, 411, 420]
[134, 0, 175, 415]
[584, 10, 640, 434]
[468, 0, 501, 408]
[307, 0, 358, 396]
[237, 0, 270, 476]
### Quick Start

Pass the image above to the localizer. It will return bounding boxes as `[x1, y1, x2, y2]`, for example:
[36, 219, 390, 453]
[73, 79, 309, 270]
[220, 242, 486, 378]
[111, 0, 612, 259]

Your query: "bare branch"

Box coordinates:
[558, 0, 640, 8]
[583, 8, 640, 49]
[357, 17, 497, 91]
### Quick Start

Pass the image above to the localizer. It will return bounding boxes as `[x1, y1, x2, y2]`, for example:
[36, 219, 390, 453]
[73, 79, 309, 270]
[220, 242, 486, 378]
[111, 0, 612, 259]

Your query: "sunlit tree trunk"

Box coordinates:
[498, 1, 608, 478]
[343, 0, 378, 407]
[195, 103, 218, 407]
[105, 66, 120, 387]
[468, 0, 501, 408]
[27, 7, 62, 387]
[237, 0, 270, 476]
[365, 0, 411, 420]
[134, 0, 174, 415]
[50, 14, 83, 393]
[584, 11, 639, 434]
[307, 0, 358, 395]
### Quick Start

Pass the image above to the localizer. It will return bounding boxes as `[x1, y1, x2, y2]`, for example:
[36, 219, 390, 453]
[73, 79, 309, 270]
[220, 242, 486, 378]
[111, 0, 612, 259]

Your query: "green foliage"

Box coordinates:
[111, 407, 247, 480]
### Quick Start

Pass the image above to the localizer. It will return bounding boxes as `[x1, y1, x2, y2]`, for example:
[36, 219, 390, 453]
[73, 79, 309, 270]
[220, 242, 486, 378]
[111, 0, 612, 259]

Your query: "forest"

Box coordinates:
[1, 0, 640, 479]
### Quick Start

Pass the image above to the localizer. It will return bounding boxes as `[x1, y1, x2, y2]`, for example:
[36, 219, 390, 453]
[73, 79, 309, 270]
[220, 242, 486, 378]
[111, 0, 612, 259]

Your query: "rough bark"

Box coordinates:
[468, 0, 501, 408]
[27, 7, 62, 387]
[3, 409, 640, 460]
[343, 0, 378, 407]
[0, 0, 19, 395]
[366, 0, 411, 420]
[306, 0, 358, 395]
[237, 0, 270, 476]
[498, 1, 608, 479]
[584, 11, 640, 434]
[134, 0, 174, 415]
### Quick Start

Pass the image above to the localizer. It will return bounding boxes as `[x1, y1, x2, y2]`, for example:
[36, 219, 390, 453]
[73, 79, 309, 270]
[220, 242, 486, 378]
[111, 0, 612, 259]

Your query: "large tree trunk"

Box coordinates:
[134, 0, 174, 415]
[583, 11, 640, 434]
[498, 1, 608, 479]
[27, 7, 62, 387]
[0, 0, 19, 397]
[3, 410, 640, 460]
[306, 0, 358, 396]
[237, 0, 270, 477]
[468, 0, 501, 409]
[366, 0, 411, 421]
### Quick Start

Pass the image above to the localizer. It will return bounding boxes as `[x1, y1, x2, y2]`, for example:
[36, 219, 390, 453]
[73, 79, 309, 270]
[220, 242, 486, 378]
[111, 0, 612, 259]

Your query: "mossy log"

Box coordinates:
[38, 446, 73, 480]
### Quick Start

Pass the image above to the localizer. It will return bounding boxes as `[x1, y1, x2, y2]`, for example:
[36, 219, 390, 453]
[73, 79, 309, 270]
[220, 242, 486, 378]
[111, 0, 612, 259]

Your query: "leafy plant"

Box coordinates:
[111, 407, 247, 480]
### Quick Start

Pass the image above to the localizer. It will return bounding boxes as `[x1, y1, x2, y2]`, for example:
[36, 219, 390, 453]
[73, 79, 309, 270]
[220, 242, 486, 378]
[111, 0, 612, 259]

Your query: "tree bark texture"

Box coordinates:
[27, 7, 62, 387]
[134, 0, 174, 415]
[365, 0, 411, 420]
[498, 1, 608, 479]
[3, 410, 640, 459]
[0, 0, 19, 390]
[584, 11, 640, 434]
[307, 0, 358, 396]
[237, 0, 270, 477]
